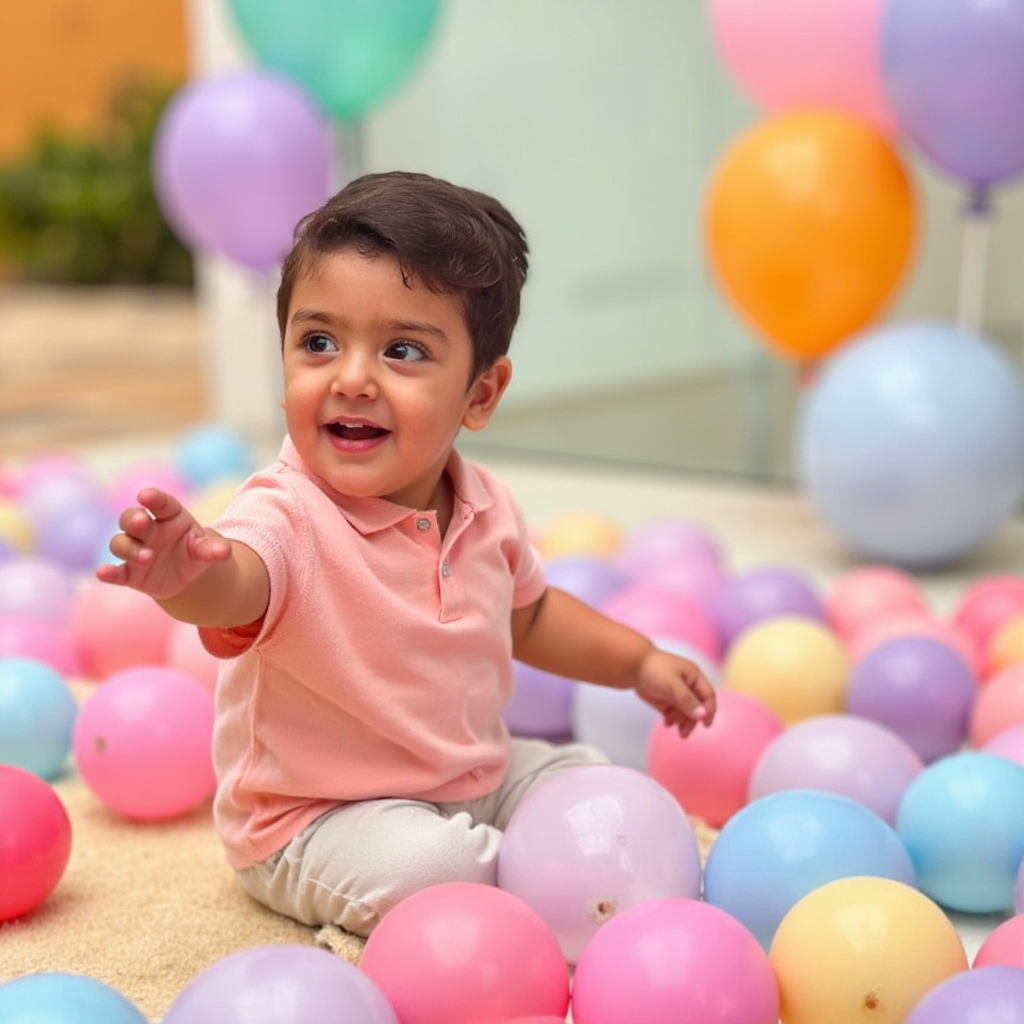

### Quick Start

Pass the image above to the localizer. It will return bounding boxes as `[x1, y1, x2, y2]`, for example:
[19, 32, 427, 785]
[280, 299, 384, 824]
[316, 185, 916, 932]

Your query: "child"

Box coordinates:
[98, 170, 716, 936]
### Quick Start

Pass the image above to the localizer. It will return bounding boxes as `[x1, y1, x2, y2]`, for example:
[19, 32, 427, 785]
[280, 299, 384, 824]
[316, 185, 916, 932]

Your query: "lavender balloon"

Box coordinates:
[544, 554, 627, 608]
[0, 557, 78, 626]
[633, 550, 727, 615]
[497, 764, 702, 964]
[712, 564, 825, 647]
[883, 0, 1024, 186]
[846, 636, 976, 762]
[154, 71, 333, 271]
[617, 517, 723, 580]
[749, 713, 924, 825]
[904, 965, 1024, 1024]
[34, 500, 117, 573]
[506, 662, 576, 740]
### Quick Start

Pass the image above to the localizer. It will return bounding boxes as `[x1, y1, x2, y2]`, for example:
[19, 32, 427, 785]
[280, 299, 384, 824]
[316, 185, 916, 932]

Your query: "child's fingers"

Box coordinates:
[193, 534, 232, 562]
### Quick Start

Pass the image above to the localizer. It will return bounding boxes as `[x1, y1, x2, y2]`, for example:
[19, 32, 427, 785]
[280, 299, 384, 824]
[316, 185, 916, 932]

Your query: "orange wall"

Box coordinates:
[0, 0, 188, 159]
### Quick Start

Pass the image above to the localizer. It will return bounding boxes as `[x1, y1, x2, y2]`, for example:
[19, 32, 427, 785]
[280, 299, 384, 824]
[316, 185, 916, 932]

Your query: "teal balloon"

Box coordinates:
[227, 0, 442, 121]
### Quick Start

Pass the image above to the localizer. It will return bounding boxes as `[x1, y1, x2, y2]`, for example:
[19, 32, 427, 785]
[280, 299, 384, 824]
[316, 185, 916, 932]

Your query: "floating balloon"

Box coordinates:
[153, 72, 333, 271]
[227, 0, 442, 122]
[797, 321, 1024, 567]
[705, 110, 916, 360]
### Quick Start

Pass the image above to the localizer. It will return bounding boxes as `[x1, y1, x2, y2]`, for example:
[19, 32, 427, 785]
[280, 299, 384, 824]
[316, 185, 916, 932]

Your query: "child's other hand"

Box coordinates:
[95, 488, 231, 600]
[633, 647, 717, 739]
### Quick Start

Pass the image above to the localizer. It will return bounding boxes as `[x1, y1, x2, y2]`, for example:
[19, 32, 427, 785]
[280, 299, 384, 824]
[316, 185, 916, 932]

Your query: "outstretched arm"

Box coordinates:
[511, 586, 716, 738]
[96, 488, 269, 628]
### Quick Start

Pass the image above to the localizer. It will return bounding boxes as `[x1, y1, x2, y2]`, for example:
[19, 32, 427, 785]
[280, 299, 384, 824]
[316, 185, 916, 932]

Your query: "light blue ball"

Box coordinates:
[0, 657, 78, 780]
[796, 321, 1024, 568]
[175, 422, 254, 489]
[702, 789, 918, 950]
[896, 751, 1024, 913]
[0, 973, 148, 1024]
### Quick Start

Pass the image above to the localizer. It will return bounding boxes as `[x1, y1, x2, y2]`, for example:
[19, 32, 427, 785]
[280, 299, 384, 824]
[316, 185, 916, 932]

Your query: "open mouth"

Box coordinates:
[327, 422, 390, 441]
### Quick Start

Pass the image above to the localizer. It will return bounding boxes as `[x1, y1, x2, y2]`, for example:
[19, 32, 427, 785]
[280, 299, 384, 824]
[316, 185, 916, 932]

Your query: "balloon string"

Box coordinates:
[957, 186, 991, 336]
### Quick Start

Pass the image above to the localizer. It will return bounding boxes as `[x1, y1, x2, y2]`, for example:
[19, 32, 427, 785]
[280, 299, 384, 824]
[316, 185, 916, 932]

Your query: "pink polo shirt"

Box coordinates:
[199, 437, 547, 870]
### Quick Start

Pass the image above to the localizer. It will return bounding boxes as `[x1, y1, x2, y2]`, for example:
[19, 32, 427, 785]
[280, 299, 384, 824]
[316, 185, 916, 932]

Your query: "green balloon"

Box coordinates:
[228, 0, 442, 121]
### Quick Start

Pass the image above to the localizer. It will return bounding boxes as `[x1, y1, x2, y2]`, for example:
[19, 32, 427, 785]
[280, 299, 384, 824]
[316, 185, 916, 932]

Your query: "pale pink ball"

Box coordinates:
[849, 612, 982, 679]
[973, 914, 1024, 968]
[166, 620, 218, 692]
[970, 664, 1024, 748]
[824, 566, 928, 643]
[601, 585, 721, 660]
[0, 612, 84, 677]
[72, 666, 215, 821]
[981, 725, 1024, 769]
[108, 460, 192, 513]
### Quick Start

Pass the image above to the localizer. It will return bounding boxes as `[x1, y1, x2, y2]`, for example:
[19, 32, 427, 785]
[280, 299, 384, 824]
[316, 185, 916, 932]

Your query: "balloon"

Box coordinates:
[0, 612, 83, 678]
[711, 0, 894, 132]
[616, 517, 724, 580]
[543, 554, 627, 609]
[0, 973, 148, 1024]
[705, 110, 916, 360]
[164, 944, 399, 1024]
[571, 680, 659, 770]
[769, 877, 968, 1024]
[497, 765, 702, 964]
[505, 662, 576, 739]
[987, 614, 1024, 679]
[0, 657, 78, 780]
[153, 72, 333, 271]
[601, 585, 721, 659]
[824, 564, 928, 643]
[850, 611, 983, 679]
[174, 422, 255, 489]
[703, 789, 918, 949]
[0, 556, 79, 626]
[896, 752, 1024, 913]
[969, 663, 1024, 747]
[952, 575, 1024, 670]
[797, 321, 1024, 567]
[973, 914, 1024, 968]
[227, 0, 441, 122]
[882, 0, 1024, 186]
[904, 965, 1024, 1024]
[982, 725, 1024, 769]
[537, 512, 623, 560]
[711, 563, 824, 648]
[360, 882, 570, 1024]
[571, 899, 780, 1024]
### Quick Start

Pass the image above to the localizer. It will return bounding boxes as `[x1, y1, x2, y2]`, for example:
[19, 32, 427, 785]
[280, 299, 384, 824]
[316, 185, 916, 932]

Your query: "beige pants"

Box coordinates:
[235, 738, 608, 936]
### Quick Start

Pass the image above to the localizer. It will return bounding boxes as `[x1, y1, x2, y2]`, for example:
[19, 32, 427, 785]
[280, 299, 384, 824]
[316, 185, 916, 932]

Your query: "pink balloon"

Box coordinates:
[72, 666, 215, 821]
[648, 689, 783, 828]
[630, 550, 728, 614]
[824, 565, 928, 643]
[0, 612, 84, 677]
[571, 898, 779, 1024]
[360, 882, 570, 1024]
[69, 577, 176, 681]
[601, 585, 721, 659]
[973, 914, 1024, 968]
[617, 517, 724, 579]
[952, 576, 1024, 663]
[108, 460, 192, 513]
[497, 765, 702, 964]
[970, 664, 1024, 748]
[748, 713, 924, 825]
[166, 620, 219, 693]
[710, 0, 895, 133]
[850, 611, 982, 678]
[981, 724, 1024, 769]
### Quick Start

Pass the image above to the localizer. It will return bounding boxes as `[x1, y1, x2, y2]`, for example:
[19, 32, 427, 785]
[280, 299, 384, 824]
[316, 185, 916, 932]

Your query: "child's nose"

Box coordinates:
[331, 352, 377, 398]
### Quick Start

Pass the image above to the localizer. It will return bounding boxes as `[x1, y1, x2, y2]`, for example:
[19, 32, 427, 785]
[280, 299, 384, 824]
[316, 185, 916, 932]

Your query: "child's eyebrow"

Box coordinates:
[386, 319, 450, 343]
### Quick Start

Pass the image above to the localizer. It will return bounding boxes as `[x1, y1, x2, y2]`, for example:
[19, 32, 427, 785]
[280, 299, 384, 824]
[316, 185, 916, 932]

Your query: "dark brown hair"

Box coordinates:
[277, 170, 529, 378]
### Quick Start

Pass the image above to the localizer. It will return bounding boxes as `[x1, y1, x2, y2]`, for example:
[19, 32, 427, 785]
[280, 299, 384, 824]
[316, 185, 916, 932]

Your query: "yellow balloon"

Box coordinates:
[770, 876, 968, 1024]
[189, 477, 245, 525]
[0, 500, 33, 552]
[987, 611, 1024, 678]
[537, 511, 623, 561]
[723, 616, 848, 725]
[705, 110, 917, 360]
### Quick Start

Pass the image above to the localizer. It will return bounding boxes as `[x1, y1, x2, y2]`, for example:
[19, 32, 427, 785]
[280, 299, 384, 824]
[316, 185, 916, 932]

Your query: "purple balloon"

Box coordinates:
[617, 517, 723, 579]
[712, 564, 825, 647]
[544, 554, 627, 608]
[20, 471, 107, 527]
[164, 944, 398, 1024]
[846, 636, 976, 762]
[34, 500, 117, 573]
[904, 965, 1024, 1024]
[0, 556, 79, 625]
[505, 662, 576, 739]
[883, 0, 1024, 186]
[497, 765, 702, 964]
[748, 713, 924, 825]
[153, 71, 334, 271]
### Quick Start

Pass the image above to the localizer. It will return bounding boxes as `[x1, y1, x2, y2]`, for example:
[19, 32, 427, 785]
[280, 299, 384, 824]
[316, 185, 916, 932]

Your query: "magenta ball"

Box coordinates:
[649, 688, 783, 828]
[973, 914, 1024, 968]
[498, 765, 702, 963]
[616, 517, 724, 579]
[108, 460, 192, 512]
[0, 612, 83, 677]
[0, 556, 79, 625]
[711, 564, 825, 647]
[571, 898, 779, 1024]
[983, 725, 1024, 769]
[505, 662, 575, 739]
[0, 765, 72, 922]
[601, 584, 721, 659]
[748, 713, 924, 825]
[543, 554, 627, 608]
[72, 666, 215, 821]
[846, 636, 977, 762]
[164, 944, 398, 1024]
[360, 882, 570, 1024]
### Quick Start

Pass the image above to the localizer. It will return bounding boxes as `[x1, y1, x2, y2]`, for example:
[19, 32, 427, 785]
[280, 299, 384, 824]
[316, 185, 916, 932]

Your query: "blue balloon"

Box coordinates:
[796, 321, 1024, 568]
[0, 657, 77, 779]
[703, 789, 918, 950]
[0, 973, 148, 1024]
[896, 751, 1024, 913]
[883, 0, 1024, 187]
[175, 422, 255, 489]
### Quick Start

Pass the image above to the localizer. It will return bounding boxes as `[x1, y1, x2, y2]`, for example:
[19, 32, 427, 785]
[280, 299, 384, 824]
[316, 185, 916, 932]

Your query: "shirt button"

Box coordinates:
[416, 518, 430, 531]
[441, 561, 451, 579]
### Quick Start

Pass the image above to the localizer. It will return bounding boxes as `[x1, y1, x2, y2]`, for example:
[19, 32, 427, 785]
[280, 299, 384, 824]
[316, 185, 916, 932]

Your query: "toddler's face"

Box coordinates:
[280, 249, 506, 511]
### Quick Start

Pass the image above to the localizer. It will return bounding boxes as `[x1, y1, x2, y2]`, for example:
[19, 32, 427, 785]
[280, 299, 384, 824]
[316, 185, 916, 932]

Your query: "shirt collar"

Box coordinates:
[277, 435, 494, 536]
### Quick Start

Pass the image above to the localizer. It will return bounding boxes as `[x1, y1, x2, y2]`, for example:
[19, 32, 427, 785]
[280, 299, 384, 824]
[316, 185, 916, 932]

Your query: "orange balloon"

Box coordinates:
[705, 110, 917, 360]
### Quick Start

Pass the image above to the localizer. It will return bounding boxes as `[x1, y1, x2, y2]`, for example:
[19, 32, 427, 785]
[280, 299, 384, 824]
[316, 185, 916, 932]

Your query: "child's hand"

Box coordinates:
[632, 647, 717, 739]
[96, 488, 232, 601]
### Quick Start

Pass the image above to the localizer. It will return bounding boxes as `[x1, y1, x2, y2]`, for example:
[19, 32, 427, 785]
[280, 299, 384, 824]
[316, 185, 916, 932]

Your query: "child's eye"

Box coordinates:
[303, 333, 337, 354]
[385, 340, 427, 362]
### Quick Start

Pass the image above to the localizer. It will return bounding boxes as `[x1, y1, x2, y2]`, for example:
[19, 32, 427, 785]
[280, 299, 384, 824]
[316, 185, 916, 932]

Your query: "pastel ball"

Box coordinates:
[951, 575, 1024, 660]
[796, 321, 1024, 567]
[0, 555, 79, 626]
[988, 612, 1024, 679]
[108, 459, 192, 511]
[0, 973, 148, 1024]
[970, 664, 1024, 747]
[972, 914, 1024, 969]
[904, 966, 1024, 1024]
[0, 500, 33, 553]
[982, 725, 1024, 769]
[543, 554, 627, 609]
[824, 565, 927, 643]
[0, 657, 77, 779]
[536, 512, 623, 561]
[849, 611, 983, 678]
[615, 517, 724, 579]
[175, 421, 255, 489]
[0, 612, 84, 678]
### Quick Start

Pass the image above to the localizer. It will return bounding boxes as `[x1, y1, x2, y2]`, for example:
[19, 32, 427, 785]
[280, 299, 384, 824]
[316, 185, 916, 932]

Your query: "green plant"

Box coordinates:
[0, 77, 193, 286]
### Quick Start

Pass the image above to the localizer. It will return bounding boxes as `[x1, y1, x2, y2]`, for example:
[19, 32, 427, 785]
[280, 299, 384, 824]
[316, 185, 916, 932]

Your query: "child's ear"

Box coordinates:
[463, 356, 512, 431]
